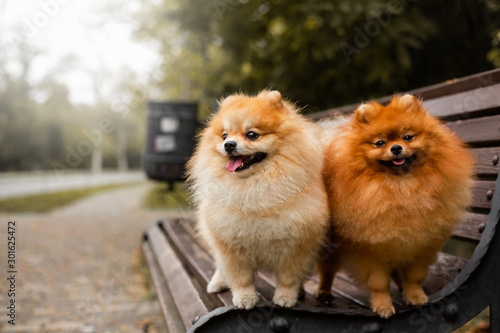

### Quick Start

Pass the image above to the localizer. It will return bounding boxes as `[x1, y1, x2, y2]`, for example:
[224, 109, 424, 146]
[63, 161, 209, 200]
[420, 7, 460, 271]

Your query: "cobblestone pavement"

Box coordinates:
[0, 183, 192, 332]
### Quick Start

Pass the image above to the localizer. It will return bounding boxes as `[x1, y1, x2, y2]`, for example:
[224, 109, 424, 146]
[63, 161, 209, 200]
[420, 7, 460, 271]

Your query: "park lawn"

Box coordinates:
[454, 308, 490, 332]
[141, 182, 192, 210]
[0, 182, 140, 213]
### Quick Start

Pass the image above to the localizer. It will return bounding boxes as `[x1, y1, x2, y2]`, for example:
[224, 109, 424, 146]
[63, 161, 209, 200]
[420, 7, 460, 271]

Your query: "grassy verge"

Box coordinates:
[0, 182, 140, 213]
[454, 307, 490, 332]
[142, 182, 192, 210]
[442, 238, 477, 259]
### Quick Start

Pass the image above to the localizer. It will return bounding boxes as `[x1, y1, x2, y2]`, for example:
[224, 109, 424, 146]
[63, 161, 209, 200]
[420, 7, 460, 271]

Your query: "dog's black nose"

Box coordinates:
[224, 141, 237, 153]
[391, 145, 403, 155]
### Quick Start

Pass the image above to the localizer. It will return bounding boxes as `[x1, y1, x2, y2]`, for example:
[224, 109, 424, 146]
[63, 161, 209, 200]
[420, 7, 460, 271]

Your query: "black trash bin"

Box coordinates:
[143, 101, 198, 183]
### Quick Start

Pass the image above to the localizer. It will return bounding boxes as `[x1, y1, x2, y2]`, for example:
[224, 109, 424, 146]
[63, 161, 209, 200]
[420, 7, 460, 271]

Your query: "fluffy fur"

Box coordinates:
[316, 94, 475, 318]
[187, 90, 329, 310]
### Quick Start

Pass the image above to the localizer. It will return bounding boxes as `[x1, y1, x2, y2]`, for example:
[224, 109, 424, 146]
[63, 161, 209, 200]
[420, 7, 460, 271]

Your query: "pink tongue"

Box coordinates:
[392, 159, 405, 166]
[226, 156, 245, 172]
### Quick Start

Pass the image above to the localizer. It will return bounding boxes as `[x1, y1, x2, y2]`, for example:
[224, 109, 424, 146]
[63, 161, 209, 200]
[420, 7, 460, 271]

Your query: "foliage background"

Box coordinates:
[130, 0, 500, 117]
[1, 0, 499, 171]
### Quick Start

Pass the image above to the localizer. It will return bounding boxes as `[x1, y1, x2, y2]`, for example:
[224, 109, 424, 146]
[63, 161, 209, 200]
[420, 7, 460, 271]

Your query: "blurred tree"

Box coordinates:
[0, 42, 44, 171]
[483, 0, 500, 67]
[129, 0, 497, 114]
[0, 40, 146, 172]
[39, 81, 73, 168]
[408, 0, 495, 86]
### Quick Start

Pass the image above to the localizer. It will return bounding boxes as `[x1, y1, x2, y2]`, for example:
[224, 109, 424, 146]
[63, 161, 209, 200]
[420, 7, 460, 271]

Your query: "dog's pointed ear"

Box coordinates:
[399, 94, 415, 109]
[392, 94, 425, 112]
[219, 94, 239, 106]
[354, 102, 379, 124]
[267, 90, 282, 104]
[258, 90, 284, 107]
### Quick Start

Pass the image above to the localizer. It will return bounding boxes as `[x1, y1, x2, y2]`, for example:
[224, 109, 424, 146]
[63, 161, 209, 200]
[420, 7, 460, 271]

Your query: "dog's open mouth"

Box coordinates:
[378, 154, 417, 171]
[226, 152, 267, 172]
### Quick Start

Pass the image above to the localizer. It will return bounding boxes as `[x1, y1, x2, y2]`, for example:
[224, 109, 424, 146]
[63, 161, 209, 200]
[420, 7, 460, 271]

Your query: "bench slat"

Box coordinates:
[302, 279, 364, 310]
[411, 69, 500, 101]
[452, 212, 489, 242]
[471, 180, 496, 210]
[142, 241, 187, 333]
[309, 69, 500, 121]
[446, 114, 500, 146]
[423, 83, 500, 120]
[146, 223, 208, 328]
[472, 147, 500, 176]
[423, 252, 467, 293]
[174, 218, 279, 303]
[164, 219, 278, 304]
[162, 220, 233, 308]
[329, 273, 417, 310]
[257, 270, 362, 308]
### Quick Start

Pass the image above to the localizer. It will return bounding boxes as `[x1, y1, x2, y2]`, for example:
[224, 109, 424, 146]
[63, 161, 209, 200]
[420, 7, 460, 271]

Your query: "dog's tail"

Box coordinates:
[315, 112, 352, 147]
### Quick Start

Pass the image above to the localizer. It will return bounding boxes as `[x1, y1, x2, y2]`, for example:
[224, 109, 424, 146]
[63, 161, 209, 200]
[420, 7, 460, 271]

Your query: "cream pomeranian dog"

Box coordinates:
[187, 90, 329, 309]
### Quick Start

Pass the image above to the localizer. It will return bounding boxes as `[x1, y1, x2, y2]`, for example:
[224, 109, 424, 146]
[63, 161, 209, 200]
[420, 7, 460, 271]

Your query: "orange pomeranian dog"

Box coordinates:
[188, 90, 329, 310]
[316, 94, 475, 318]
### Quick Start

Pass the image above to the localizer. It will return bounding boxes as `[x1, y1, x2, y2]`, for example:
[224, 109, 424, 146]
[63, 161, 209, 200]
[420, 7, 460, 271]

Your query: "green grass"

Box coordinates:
[442, 238, 477, 259]
[0, 182, 140, 213]
[454, 307, 490, 332]
[142, 182, 192, 210]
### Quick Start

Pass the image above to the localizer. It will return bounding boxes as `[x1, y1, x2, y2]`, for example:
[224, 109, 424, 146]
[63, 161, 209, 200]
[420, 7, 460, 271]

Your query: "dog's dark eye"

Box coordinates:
[222, 133, 228, 140]
[246, 131, 260, 141]
[403, 135, 413, 142]
[375, 140, 386, 148]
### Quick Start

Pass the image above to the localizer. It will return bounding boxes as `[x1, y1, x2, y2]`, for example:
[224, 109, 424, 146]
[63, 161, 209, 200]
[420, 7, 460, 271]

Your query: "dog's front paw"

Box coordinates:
[373, 304, 396, 319]
[207, 269, 229, 293]
[233, 292, 259, 310]
[313, 288, 335, 304]
[273, 295, 297, 308]
[273, 288, 298, 308]
[372, 304, 396, 319]
[207, 279, 229, 294]
[312, 287, 323, 299]
[371, 293, 395, 319]
[404, 288, 428, 306]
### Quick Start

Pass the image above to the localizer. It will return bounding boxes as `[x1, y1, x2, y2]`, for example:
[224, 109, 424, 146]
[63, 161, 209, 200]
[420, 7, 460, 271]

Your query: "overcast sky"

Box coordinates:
[1, 0, 160, 104]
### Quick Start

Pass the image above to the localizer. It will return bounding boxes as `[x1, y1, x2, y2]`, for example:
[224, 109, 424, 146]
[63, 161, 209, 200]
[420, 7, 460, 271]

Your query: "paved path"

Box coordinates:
[0, 171, 147, 200]
[0, 183, 192, 332]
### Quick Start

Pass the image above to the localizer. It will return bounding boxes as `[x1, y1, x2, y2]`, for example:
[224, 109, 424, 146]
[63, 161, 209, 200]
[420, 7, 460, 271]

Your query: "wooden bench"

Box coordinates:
[142, 69, 500, 332]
